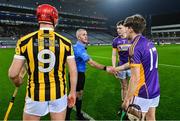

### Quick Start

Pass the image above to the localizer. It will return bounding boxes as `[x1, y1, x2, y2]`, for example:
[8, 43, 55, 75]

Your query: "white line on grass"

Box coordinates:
[73, 107, 95, 121]
[91, 55, 111, 60]
[159, 63, 180, 68]
[91, 55, 180, 68]
[83, 55, 179, 120]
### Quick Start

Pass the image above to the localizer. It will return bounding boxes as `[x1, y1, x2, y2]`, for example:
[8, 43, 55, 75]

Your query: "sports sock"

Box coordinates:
[65, 107, 72, 120]
[76, 98, 82, 116]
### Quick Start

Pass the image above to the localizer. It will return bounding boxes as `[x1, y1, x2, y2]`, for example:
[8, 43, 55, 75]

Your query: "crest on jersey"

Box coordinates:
[15, 46, 20, 55]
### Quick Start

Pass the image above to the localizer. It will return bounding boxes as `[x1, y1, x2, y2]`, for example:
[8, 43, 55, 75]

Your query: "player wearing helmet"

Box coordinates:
[8, 4, 77, 120]
[36, 4, 59, 26]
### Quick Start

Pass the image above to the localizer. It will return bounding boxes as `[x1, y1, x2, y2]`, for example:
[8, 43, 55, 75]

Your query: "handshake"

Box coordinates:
[105, 64, 127, 78]
[105, 63, 129, 75]
[105, 66, 118, 74]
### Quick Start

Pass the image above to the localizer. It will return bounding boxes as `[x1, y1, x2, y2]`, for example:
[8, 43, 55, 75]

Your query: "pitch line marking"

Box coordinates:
[158, 63, 180, 68]
[91, 55, 180, 68]
[73, 107, 95, 121]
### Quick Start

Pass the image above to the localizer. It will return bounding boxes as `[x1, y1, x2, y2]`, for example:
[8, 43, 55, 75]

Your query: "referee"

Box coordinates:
[66, 28, 114, 120]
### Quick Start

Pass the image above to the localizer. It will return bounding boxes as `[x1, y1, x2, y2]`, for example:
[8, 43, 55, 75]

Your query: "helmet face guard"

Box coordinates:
[120, 104, 142, 121]
[126, 104, 142, 121]
[36, 4, 58, 26]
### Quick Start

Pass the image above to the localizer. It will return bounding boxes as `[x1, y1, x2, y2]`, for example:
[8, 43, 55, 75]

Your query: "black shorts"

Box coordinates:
[68, 72, 85, 91]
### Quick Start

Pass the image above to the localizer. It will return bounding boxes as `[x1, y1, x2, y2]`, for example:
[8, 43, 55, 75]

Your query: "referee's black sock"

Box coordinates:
[65, 107, 72, 120]
[76, 98, 82, 116]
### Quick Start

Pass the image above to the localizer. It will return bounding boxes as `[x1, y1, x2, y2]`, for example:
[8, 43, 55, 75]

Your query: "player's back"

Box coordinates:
[130, 35, 160, 99]
[16, 29, 73, 101]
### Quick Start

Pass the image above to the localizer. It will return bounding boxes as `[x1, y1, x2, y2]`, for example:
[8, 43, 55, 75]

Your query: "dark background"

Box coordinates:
[1, 0, 180, 26]
[96, 0, 180, 25]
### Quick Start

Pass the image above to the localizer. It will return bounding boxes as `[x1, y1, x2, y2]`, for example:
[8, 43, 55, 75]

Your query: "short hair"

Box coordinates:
[116, 20, 124, 26]
[76, 28, 86, 38]
[124, 14, 146, 33]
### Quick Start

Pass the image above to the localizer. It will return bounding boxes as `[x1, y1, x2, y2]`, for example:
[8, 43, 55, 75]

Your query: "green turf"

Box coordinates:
[0, 44, 180, 120]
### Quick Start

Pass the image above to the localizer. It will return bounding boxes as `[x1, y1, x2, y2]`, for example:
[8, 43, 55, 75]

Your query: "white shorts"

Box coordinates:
[132, 95, 160, 113]
[116, 69, 131, 80]
[24, 94, 67, 116]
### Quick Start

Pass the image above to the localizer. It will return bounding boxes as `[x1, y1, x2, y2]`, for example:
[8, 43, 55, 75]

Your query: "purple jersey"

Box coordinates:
[129, 35, 160, 99]
[112, 37, 131, 65]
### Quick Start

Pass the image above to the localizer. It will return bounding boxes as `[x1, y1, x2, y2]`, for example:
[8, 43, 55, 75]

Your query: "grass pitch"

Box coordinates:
[0, 45, 180, 120]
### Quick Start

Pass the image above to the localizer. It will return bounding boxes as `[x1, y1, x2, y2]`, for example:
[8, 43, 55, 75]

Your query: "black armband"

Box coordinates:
[103, 66, 107, 71]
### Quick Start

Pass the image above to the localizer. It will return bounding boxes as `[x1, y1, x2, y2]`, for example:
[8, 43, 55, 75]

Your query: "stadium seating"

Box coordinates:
[0, 0, 104, 18]
[0, 1, 114, 47]
[151, 24, 180, 44]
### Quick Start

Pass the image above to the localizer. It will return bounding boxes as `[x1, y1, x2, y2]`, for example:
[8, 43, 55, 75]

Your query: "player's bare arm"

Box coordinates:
[8, 58, 25, 87]
[87, 58, 115, 73]
[122, 66, 140, 110]
[112, 48, 117, 67]
[19, 64, 27, 78]
[87, 58, 106, 70]
[67, 57, 77, 108]
[115, 62, 130, 72]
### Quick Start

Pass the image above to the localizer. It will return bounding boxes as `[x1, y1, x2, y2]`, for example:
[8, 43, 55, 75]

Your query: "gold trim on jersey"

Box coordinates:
[49, 30, 56, 100]
[27, 37, 35, 100]
[129, 36, 149, 98]
[134, 64, 145, 96]
[129, 36, 141, 56]
[38, 30, 45, 101]
[60, 40, 66, 96]
[130, 64, 141, 67]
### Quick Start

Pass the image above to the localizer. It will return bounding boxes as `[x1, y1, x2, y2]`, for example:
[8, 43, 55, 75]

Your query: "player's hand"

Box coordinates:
[67, 91, 76, 108]
[106, 66, 116, 74]
[13, 76, 23, 87]
[122, 99, 130, 111]
[19, 67, 26, 79]
[16, 65, 27, 87]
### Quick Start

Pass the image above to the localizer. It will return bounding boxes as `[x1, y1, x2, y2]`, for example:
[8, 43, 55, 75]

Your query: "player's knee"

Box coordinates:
[145, 112, 155, 120]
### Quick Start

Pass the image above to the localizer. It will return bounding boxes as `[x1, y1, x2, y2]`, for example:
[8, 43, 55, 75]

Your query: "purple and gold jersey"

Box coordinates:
[112, 37, 131, 65]
[129, 35, 160, 99]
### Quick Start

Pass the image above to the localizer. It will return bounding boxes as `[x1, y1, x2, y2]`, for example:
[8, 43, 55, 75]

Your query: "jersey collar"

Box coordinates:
[131, 34, 141, 44]
[77, 41, 86, 47]
[40, 27, 54, 30]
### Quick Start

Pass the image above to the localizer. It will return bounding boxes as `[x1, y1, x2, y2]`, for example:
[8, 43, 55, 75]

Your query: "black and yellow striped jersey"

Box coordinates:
[15, 29, 74, 101]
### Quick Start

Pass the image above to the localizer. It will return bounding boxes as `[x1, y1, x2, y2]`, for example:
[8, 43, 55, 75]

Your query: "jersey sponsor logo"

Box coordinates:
[117, 44, 131, 51]
[15, 46, 20, 54]
[33, 38, 59, 47]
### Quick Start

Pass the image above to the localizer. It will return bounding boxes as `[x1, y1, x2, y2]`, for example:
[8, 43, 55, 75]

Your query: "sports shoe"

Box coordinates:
[77, 113, 89, 120]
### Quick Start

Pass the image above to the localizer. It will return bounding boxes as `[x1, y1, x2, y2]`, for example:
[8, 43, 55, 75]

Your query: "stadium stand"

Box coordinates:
[150, 12, 180, 44]
[151, 24, 180, 44]
[0, 1, 114, 48]
[0, 0, 104, 18]
[1, 1, 179, 47]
